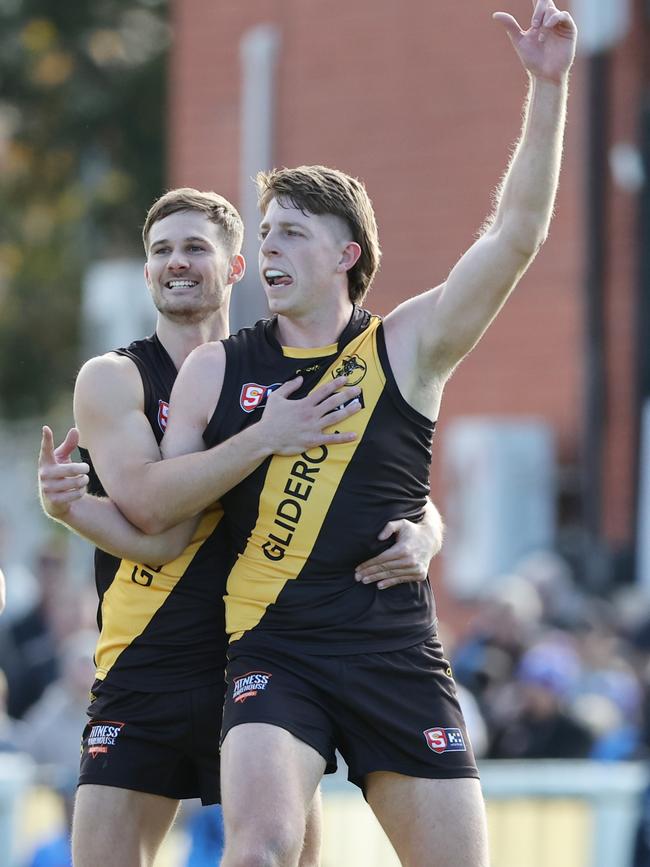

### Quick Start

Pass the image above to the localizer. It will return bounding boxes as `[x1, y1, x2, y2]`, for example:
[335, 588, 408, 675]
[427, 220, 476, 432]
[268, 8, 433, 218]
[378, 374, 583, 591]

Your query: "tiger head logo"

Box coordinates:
[333, 355, 367, 386]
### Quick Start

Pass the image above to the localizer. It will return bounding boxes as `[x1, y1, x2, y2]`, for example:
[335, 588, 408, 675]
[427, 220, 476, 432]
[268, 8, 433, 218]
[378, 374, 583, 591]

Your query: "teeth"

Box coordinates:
[265, 270, 287, 278]
[168, 280, 197, 288]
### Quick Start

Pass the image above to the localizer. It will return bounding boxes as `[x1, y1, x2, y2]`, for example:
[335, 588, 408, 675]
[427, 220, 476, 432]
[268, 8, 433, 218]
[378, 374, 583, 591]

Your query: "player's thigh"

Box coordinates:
[72, 784, 179, 867]
[221, 723, 326, 833]
[366, 772, 489, 867]
[299, 787, 323, 867]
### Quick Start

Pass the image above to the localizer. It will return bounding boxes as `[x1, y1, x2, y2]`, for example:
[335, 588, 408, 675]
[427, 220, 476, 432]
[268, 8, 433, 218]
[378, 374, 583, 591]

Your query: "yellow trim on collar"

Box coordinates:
[281, 342, 338, 358]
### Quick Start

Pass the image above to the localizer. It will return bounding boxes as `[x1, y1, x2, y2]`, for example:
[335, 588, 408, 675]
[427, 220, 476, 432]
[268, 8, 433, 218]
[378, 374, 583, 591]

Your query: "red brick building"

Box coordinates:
[167, 0, 648, 590]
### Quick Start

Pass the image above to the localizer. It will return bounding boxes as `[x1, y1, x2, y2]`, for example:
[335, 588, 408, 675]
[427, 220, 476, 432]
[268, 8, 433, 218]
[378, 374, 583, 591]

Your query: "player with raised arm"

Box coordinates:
[148, 4, 576, 866]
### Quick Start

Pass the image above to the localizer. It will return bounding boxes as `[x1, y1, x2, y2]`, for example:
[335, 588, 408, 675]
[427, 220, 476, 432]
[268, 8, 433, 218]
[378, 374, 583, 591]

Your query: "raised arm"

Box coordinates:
[384, 1, 577, 418]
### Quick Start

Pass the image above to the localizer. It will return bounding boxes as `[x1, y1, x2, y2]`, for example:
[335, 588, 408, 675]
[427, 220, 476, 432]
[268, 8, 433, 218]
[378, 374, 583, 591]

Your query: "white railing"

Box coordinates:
[319, 759, 648, 867]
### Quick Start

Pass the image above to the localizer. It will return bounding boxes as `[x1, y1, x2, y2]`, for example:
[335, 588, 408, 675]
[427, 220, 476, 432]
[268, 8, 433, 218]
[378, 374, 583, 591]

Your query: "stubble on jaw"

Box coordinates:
[152, 288, 227, 324]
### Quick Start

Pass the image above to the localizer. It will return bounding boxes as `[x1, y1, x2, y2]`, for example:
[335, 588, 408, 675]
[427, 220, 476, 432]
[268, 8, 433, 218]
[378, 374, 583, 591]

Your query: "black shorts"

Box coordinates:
[79, 677, 226, 805]
[222, 637, 479, 790]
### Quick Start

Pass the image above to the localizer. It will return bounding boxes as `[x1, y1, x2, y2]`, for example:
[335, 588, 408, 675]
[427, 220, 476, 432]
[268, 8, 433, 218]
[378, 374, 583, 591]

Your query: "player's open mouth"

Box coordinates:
[166, 280, 198, 289]
[264, 269, 293, 287]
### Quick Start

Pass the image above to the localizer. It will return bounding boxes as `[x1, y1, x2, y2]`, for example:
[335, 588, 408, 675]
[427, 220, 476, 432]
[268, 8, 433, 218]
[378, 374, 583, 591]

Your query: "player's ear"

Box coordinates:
[144, 262, 152, 288]
[337, 242, 361, 274]
[229, 253, 246, 284]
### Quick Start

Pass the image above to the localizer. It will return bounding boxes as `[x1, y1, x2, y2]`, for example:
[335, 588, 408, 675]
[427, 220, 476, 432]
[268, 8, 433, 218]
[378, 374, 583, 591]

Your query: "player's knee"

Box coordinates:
[225, 820, 305, 867]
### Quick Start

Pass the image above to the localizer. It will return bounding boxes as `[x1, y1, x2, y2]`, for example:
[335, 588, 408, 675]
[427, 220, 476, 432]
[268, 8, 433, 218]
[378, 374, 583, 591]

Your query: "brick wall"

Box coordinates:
[168, 0, 643, 570]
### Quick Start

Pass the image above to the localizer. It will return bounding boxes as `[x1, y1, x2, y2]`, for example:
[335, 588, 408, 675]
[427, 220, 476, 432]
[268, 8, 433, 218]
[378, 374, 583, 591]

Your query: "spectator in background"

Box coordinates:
[514, 549, 587, 630]
[19, 627, 93, 867]
[0, 513, 39, 623]
[3, 542, 72, 719]
[488, 636, 594, 759]
[570, 605, 643, 760]
[0, 668, 27, 753]
[21, 629, 96, 772]
[451, 572, 544, 710]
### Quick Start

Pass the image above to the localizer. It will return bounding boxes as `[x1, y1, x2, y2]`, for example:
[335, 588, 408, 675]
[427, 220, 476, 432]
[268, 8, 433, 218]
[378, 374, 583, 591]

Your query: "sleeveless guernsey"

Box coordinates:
[203, 307, 437, 657]
[79, 334, 230, 691]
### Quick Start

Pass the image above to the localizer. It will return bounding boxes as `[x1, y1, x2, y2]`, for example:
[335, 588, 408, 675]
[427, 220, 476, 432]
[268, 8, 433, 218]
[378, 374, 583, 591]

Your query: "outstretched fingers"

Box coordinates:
[319, 429, 358, 446]
[316, 386, 361, 417]
[492, 11, 524, 41]
[39, 426, 89, 518]
[39, 426, 89, 487]
[41, 425, 82, 464]
[53, 426, 80, 462]
[309, 375, 349, 405]
[317, 395, 361, 443]
[271, 376, 303, 399]
[39, 425, 56, 464]
[531, 0, 546, 27]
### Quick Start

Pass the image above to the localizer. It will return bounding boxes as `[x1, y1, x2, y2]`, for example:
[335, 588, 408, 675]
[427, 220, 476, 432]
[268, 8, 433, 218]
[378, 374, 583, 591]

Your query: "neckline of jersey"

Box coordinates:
[264, 306, 371, 359]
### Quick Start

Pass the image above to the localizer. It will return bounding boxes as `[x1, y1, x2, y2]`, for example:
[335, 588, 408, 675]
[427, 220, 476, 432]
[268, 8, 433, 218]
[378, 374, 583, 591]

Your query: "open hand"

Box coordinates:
[494, 0, 577, 84]
[260, 375, 362, 456]
[38, 426, 90, 519]
[355, 508, 444, 590]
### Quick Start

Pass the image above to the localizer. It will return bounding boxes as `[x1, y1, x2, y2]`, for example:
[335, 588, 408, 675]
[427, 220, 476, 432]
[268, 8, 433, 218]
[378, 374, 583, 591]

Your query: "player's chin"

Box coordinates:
[159, 300, 213, 323]
[265, 295, 290, 315]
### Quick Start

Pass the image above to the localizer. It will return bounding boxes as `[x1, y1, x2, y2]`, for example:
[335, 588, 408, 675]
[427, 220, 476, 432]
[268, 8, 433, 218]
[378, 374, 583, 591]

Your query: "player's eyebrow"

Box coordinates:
[150, 235, 210, 248]
[259, 220, 309, 231]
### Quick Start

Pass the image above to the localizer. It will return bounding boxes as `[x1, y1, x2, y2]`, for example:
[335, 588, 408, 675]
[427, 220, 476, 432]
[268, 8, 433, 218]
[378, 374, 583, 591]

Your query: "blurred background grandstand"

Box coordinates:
[1, 0, 649, 864]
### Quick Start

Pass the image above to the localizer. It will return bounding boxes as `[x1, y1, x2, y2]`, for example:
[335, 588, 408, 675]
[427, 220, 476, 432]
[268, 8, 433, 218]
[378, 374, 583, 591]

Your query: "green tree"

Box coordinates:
[0, 0, 168, 418]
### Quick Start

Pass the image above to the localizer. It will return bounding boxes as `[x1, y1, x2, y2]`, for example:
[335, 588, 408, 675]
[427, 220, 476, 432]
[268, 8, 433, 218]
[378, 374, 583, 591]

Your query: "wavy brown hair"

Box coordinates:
[142, 188, 244, 255]
[256, 165, 381, 303]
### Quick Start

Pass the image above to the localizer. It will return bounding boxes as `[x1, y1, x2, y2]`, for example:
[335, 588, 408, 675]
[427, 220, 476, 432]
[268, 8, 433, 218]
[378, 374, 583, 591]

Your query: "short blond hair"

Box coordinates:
[256, 166, 381, 303]
[142, 188, 244, 255]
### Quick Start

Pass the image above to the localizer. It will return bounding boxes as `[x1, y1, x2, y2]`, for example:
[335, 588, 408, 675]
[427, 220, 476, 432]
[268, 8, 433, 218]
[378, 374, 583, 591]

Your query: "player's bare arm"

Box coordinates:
[383, 0, 577, 419]
[125, 340, 363, 532]
[354, 499, 444, 589]
[38, 425, 195, 562]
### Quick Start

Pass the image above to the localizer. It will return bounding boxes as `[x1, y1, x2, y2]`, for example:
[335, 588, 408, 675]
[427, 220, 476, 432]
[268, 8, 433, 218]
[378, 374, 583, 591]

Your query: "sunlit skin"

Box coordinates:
[258, 198, 361, 344]
[145, 211, 244, 324]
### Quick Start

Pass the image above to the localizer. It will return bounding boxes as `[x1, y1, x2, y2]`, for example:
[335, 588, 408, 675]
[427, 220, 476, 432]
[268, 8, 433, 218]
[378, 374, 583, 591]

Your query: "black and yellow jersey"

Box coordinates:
[79, 333, 230, 691]
[203, 307, 437, 657]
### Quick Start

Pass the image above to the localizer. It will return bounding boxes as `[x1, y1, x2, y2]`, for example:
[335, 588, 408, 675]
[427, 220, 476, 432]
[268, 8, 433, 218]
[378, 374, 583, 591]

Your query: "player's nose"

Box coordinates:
[167, 249, 190, 270]
[260, 231, 280, 257]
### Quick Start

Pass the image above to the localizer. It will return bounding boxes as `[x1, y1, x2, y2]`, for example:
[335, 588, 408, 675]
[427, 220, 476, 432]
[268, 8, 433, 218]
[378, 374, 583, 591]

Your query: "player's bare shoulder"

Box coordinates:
[168, 339, 227, 434]
[182, 339, 226, 376]
[177, 340, 226, 396]
[74, 351, 145, 424]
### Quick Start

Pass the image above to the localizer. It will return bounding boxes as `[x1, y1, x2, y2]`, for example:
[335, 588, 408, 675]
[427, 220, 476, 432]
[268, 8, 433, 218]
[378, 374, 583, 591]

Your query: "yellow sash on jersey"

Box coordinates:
[227, 317, 384, 641]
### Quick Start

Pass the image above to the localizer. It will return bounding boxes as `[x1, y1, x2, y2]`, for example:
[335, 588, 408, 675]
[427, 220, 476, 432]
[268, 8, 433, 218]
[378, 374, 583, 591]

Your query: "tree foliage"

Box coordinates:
[0, 0, 168, 418]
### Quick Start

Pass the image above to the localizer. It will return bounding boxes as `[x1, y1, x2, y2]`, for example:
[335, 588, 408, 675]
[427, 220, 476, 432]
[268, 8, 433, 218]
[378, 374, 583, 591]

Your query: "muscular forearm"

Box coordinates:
[51, 495, 196, 563]
[491, 75, 568, 253]
[125, 376, 361, 534]
[126, 423, 271, 534]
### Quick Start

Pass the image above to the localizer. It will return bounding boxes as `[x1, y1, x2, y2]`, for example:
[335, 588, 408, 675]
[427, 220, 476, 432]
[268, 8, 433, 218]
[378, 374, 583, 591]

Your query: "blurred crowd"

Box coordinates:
[0, 517, 223, 867]
[4, 515, 650, 864]
[448, 548, 650, 764]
